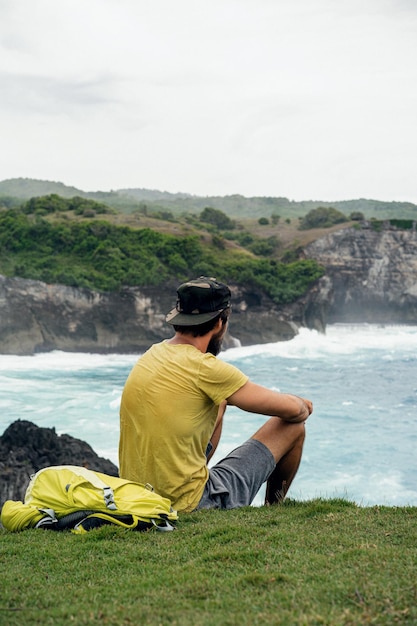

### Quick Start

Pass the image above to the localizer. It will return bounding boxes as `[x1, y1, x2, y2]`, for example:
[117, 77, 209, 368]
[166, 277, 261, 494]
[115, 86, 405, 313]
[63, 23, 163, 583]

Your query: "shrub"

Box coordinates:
[0, 208, 324, 303]
[349, 211, 365, 221]
[199, 207, 235, 230]
[248, 236, 279, 256]
[299, 207, 348, 230]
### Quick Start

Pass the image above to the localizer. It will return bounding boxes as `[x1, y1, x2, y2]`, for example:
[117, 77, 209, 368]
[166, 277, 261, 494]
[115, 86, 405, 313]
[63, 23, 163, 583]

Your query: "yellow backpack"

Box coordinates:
[1, 465, 178, 533]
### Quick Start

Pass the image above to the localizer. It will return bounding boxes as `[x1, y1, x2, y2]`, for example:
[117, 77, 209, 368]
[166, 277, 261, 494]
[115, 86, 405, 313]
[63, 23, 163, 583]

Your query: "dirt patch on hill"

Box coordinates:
[51, 210, 353, 255]
[237, 218, 354, 250]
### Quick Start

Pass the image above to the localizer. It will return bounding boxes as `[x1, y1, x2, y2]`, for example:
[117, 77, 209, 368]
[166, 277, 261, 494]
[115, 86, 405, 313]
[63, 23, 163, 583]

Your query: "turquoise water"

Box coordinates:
[1, 324, 417, 507]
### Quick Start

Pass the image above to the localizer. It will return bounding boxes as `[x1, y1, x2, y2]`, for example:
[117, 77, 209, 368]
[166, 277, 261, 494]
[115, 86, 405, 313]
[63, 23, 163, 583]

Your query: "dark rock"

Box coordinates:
[0, 420, 118, 508]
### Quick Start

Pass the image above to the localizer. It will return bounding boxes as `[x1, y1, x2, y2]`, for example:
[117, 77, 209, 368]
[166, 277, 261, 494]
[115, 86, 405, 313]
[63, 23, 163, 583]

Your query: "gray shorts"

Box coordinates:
[197, 438, 275, 510]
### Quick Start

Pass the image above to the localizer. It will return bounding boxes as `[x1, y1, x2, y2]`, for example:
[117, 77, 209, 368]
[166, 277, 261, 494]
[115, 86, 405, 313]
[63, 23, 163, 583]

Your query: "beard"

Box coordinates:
[207, 325, 226, 356]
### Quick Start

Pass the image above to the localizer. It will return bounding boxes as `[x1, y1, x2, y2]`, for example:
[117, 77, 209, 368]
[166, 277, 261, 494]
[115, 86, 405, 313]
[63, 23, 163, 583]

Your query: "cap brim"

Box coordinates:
[165, 308, 225, 326]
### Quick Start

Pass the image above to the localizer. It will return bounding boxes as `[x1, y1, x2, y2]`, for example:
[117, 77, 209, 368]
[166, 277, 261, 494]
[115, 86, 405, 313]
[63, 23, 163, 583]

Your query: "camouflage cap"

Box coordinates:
[166, 276, 231, 326]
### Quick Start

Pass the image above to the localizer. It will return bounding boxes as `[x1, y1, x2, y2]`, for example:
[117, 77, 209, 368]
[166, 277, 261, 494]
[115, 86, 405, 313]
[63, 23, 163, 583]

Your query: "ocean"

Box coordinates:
[1, 324, 416, 507]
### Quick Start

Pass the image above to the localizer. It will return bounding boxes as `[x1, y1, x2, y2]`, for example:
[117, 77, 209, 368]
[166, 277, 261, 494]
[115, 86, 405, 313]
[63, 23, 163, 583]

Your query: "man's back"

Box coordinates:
[119, 340, 247, 511]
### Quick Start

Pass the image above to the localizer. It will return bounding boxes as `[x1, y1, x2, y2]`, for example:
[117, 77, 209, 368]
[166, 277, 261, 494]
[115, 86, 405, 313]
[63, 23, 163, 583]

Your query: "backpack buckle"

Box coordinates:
[103, 486, 117, 510]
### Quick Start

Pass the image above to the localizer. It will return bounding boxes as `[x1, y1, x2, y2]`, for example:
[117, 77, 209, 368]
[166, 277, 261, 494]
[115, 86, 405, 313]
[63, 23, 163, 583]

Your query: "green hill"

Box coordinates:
[0, 196, 324, 300]
[0, 178, 139, 212]
[1, 177, 417, 220]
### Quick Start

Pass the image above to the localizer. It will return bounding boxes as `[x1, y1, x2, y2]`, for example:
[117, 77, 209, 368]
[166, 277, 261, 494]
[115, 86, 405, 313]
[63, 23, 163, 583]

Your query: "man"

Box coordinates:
[119, 276, 313, 512]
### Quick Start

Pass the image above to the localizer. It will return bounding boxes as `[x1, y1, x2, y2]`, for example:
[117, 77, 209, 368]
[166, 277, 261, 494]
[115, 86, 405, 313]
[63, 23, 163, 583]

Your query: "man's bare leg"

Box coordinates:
[251, 417, 306, 505]
[263, 429, 305, 504]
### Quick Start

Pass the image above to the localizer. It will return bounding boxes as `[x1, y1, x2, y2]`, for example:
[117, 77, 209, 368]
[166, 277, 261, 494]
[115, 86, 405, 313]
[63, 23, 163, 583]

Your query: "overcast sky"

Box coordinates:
[1, 0, 416, 203]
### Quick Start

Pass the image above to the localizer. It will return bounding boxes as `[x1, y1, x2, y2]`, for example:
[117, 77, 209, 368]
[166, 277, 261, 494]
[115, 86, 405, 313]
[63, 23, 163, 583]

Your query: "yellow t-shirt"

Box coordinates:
[119, 341, 248, 512]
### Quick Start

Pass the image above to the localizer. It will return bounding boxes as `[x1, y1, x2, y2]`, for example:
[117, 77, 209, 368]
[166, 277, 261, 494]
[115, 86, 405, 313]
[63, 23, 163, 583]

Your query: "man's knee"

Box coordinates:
[286, 419, 305, 442]
[273, 418, 305, 448]
[251, 417, 305, 462]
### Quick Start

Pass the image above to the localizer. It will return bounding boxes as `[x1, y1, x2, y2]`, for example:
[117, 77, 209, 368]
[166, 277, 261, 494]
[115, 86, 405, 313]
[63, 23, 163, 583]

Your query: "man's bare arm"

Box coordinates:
[227, 380, 312, 423]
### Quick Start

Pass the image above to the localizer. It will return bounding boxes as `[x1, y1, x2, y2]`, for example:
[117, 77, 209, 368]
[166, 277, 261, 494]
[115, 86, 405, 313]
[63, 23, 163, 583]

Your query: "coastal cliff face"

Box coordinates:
[303, 224, 417, 324]
[0, 275, 304, 355]
[0, 276, 171, 355]
[1, 223, 417, 356]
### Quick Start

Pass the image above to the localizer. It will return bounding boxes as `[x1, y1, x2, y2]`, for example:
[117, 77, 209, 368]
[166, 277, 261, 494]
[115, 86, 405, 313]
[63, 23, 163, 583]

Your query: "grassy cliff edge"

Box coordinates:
[1, 499, 416, 625]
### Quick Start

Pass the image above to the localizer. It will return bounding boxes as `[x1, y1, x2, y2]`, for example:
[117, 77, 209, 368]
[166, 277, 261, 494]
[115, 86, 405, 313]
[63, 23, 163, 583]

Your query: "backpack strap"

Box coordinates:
[151, 518, 176, 532]
[35, 508, 58, 528]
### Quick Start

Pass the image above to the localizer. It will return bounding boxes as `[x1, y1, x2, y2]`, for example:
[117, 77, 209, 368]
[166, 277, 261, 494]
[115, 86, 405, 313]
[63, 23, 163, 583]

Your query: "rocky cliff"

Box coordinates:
[0, 275, 308, 355]
[1, 223, 417, 356]
[0, 277, 169, 355]
[303, 223, 417, 324]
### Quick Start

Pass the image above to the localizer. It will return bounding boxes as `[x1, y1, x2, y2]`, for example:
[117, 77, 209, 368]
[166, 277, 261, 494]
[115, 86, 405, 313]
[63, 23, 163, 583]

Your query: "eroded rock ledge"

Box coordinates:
[0, 275, 311, 355]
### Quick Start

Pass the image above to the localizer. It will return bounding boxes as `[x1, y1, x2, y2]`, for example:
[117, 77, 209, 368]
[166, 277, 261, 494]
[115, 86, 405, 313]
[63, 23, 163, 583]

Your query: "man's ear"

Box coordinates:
[213, 317, 223, 332]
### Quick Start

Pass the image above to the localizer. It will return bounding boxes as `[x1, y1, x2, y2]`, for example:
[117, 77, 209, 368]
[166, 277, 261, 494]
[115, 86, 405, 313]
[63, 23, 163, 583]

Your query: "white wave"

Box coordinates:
[222, 324, 417, 362]
[109, 395, 122, 409]
[2, 324, 417, 370]
[0, 350, 138, 372]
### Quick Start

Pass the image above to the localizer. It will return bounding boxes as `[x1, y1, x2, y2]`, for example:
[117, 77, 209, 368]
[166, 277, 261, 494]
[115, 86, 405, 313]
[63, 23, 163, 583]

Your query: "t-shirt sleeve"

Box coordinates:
[197, 355, 249, 405]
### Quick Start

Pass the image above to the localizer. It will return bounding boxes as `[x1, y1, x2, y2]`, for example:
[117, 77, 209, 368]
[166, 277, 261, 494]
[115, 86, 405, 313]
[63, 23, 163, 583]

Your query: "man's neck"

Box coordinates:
[167, 333, 210, 354]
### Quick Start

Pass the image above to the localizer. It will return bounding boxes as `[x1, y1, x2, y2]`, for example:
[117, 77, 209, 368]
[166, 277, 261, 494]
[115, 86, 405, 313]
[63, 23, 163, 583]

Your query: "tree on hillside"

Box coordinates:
[0, 195, 21, 209]
[299, 207, 348, 230]
[22, 194, 111, 216]
[349, 211, 365, 221]
[199, 207, 235, 230]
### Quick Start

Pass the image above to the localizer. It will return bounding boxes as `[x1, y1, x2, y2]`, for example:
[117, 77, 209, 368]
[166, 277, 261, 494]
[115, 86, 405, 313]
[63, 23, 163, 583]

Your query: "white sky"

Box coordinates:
[1, 0, 416, 203]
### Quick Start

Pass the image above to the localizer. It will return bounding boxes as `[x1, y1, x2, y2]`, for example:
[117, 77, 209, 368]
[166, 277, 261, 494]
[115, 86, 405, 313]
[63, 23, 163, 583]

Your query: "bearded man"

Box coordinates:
[119, 277, 313, 512]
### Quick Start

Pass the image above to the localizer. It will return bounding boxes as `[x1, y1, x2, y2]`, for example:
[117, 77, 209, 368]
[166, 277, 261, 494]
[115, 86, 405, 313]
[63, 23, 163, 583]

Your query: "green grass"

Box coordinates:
[1, 499, 416, 625]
